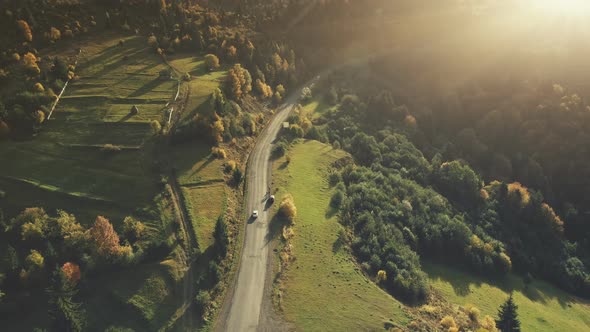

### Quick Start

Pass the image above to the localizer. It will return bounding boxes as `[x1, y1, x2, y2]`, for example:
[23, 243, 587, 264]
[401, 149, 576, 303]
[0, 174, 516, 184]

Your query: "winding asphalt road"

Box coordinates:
[222, 89, 304, 332]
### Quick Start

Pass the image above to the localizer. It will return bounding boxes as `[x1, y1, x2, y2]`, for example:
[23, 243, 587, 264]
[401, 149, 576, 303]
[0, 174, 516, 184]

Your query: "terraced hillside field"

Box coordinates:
[0, 34, 175, 225]
[0, 33, 229, 331]
[167, 55, 228, 253]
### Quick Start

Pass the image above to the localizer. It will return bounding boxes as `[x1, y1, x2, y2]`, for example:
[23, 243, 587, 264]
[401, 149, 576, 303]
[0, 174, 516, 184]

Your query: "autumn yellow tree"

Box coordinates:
[150, 120, 162, 135]
[33, 110, 45, 125]
[274, 91, 284, 105]
[25, 250, 44, 271]
[507, 182, 530, 208]
[205, 54, 220, 70]
[147, 35, 158, 50]
[227, 66, 243, 99]
[33, 82, 44, 92]
[17, 20, 32, 42]
[227, 45, 237, 61]
[22, 52, 40, 75]
[465, 304, 480, 322]
[50, 27, 61, 41]
[52, 210, 85, 250]
[17, 207, 49, 240]
[255, 79, 273, 99]
[210, 113, 225, 143]
[440, 316, 457, 330]
[279, 194, 297, 224]
[479, 315, 499, 332]
[226, 64, 252, 100]
[122, 216, 146, 241]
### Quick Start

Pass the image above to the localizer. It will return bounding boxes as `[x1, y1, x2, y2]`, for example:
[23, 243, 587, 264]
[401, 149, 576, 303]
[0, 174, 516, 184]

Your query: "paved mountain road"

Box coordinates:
[221, 88, 306, 332]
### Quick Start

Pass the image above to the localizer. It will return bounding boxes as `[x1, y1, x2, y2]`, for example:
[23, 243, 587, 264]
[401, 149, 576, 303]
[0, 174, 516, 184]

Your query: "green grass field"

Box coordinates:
[60, 36, 176, 123]
[272, 140, 410, 331]
[0, 32, 229, 331]
[168, 55, 227, 122]
[168, 99, 226, 253]
[425, 262, 590, 331]
[166, 55, 228, 252]
[300, 96, 334, 119]
[0, 35, 171, 225]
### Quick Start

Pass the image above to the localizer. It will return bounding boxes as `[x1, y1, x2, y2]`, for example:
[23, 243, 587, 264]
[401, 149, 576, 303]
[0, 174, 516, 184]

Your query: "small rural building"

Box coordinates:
[282, 122, 289, 129]
[130, 105, 139, 115]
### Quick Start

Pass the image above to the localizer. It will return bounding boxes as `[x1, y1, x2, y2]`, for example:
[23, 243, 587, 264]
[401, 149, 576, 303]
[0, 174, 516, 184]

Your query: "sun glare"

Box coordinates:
[531, 0, 590, 17]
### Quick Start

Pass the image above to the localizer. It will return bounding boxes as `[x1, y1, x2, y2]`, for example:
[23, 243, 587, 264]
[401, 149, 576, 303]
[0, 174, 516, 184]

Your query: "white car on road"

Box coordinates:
[252, 210, 259, 219]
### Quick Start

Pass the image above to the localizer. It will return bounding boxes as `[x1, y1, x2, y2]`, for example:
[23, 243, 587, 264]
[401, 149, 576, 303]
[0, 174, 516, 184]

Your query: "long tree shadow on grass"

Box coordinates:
[187, 155, 215, 180]
[325, 205, 338, 219]
[422, 261, 579, 307]
[118, 112, 135, 122]
[265, 212, 290, 245]
[128, 78, 168, 98]
[522, 284, 547, 304]
[424, 261, 494, 297]
[77, 43, 132, 72]
[82, 47, 146, 78]
[277, 160, 289, 170]
[332, 234, 344, 253]
[92, 57, 161, 91]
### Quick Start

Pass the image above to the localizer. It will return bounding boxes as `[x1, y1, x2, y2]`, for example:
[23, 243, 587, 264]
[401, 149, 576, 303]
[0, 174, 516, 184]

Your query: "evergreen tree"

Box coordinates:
[214, 216, 229, 257]
[496, 294, 521, 332]
[46, 268, 86, 332]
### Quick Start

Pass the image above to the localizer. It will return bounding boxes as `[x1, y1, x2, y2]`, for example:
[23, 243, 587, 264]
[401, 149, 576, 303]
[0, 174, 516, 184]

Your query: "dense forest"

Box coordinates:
[307, 85, 590, 301]
[267, 0, 590, 303]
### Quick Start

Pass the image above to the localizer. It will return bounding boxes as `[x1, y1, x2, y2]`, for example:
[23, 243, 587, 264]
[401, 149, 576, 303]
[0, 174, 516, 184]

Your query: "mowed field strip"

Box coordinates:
[272, 140, 410, 331]
[0, 35, 175, 224]
[167, 55, 228, 252]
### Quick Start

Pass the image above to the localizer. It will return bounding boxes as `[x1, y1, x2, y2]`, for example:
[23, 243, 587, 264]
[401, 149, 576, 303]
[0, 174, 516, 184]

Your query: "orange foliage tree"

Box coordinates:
[88, 216, 121, 258]
[22, 52, 40, 75]
[541, 203, 564, 235]
[61, 262, 81, 284]
[17, 20, 32, 42]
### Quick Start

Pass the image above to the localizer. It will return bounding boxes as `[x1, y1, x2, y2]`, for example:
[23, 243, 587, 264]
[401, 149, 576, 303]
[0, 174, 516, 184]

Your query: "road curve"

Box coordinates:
[222, 89, 304, 332]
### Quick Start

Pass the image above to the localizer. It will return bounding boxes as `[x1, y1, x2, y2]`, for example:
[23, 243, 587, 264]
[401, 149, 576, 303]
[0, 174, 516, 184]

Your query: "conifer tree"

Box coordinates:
[496, 294, 521, 332]
[46, 268, 86, 332]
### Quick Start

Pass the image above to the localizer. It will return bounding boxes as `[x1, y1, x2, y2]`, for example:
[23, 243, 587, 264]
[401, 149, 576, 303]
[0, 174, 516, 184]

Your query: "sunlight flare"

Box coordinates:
[531, 0, 590, 17]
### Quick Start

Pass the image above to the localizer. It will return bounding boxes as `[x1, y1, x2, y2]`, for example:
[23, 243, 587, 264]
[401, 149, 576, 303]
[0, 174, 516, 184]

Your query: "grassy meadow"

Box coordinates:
[0, 35, 172, 225]
[272, 140, 410, 331]
[168, 55, 227, 123]
[300, 96, 334, 120]
[166, 55, 228, 253]
[0, 32, 229, 331]
[425, 262, 590, 331]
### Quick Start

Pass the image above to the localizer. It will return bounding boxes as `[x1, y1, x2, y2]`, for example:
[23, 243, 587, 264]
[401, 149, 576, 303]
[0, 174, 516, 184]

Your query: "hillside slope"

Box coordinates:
[272, 140, 410, 331]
